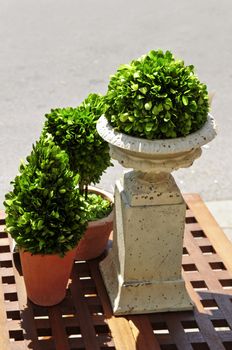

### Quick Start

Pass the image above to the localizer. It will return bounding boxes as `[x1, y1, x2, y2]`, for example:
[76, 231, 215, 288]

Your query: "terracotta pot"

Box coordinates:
[20, 248, 76, 306]
[76, 187, 114, 260]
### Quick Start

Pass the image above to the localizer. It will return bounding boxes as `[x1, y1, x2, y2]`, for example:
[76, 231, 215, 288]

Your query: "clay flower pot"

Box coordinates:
[20, 248, 76, 306]
[76, 187, 114, 260]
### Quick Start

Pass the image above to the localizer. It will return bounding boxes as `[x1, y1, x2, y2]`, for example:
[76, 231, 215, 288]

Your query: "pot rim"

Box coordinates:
[97, 114, 217, 155]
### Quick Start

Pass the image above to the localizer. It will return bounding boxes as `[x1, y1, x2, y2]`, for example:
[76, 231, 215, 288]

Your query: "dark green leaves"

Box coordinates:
[104, 49, 209, 139]
[43, 93, 112, 194]
[4, 135, 88, 256]
[85, 193, 112, 222]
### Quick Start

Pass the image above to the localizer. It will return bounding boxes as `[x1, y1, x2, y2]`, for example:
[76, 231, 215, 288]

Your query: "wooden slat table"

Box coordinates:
[0, 194, 232, 350]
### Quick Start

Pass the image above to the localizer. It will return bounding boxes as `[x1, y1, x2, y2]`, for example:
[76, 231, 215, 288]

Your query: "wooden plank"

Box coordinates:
[184, 194, 232, 273]
[48, 306, 70, 350]
[0, 270, 11, 350]
[9, 342, 28, 350]
[128, 315, 161, 350]
[89, 260, 137, 350]
[12, 255, 40, 350]
[165, 315, 194, 350]
[0, 210, 5, 223]
[70, 263, 101, 350]
[194, 310, 225, 350]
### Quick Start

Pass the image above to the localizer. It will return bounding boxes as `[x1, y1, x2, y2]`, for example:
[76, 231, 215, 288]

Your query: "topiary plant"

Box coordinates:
[4, 134, 87, 257]
[85, 193, 112, 222]
[104, 49, 209, 139]
[43, 93, 112, 198]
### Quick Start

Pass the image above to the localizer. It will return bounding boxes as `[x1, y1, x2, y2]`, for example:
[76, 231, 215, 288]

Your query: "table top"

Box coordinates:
[0, 194, 232, 350]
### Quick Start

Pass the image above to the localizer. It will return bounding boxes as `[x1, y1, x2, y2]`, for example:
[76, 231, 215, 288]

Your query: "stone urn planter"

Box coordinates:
[76, 186, 114, 260]
[97, 114, 216, 315]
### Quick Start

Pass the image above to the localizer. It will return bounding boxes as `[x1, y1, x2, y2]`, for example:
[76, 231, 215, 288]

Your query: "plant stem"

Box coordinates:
[84, 185, 88, 200]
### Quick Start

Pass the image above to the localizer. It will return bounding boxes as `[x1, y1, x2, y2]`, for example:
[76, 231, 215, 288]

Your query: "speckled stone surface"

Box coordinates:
[97, 115, 216, 155]
[123, 171, 183, 206]
[100, 180, 193, 314]
[97, 115, 216, 173]
[97, 115, 216, 314]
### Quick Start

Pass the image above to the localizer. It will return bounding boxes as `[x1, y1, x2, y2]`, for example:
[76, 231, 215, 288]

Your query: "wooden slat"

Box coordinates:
[70, 263, 101, 350]
[13, 260, 40, 349]
[48, 306, 70, 350]
[89, 260, 137, 350]
[9, 342, 28, 350]
[165, 314, 194, 350]
[128, 315, 161, 350]
[0, 270, 10, 350]
[194, 310, 225, 350]
[184, 193, 232, 273]
[0, 210, 5, 223]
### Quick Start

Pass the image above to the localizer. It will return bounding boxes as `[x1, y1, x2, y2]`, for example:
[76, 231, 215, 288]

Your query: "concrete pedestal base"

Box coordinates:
[100, 254, 192, 314]
[100, 172, 193, 314]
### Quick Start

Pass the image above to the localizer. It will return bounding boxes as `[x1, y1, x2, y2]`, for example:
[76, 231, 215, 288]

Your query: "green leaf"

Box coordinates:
[139, 87, 147, 94]
[145, 101, 152, 110]
[37, 220, 44, 230]
[124, 124, 133, 132]
[189, 101, 197, 112]
[133, 72, 140, 79]
[4, 199, 13, 206]
[152, 106, 159, 115]
[182, 95, 189, 106]
[131, 83, 139, 91]
[164, 112, 171, 122]
[119, 113, 128, 122]
[145, 123, 153, 132]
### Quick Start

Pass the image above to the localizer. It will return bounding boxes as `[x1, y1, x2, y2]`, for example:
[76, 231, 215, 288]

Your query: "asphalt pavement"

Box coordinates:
[0, 0, 232, 238]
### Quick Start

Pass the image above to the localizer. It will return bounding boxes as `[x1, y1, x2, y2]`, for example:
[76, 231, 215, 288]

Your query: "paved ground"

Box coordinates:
[0, 1, 232, 236]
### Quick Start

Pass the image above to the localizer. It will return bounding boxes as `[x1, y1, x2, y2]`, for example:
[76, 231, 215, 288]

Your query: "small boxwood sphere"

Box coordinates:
[104, 50, 209, 139]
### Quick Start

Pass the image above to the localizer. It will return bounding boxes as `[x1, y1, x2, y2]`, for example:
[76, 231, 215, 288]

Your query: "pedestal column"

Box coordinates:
[100, 170, 193, 314]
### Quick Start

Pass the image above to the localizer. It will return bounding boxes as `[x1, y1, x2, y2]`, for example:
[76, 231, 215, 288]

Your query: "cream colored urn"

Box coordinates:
[97, 115, 216, 315]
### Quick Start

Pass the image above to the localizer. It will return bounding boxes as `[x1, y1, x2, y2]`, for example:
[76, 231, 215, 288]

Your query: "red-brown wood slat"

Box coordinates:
[89, 259, 136, 350]
[48, 307, 70, 350]
[0, 267, 10, 350]
[70, 261, 101, 350]
[184, 194, 232, 274]
[128, 315, 161, 349]
[1, 195, 232, 349]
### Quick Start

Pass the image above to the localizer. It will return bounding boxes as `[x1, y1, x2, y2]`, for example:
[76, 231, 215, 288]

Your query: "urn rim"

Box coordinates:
[97, 114, 217, 155]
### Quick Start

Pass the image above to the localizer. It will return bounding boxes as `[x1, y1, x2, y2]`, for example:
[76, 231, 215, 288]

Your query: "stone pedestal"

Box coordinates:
[97, 115, 216, 315]
[100, 171, 192, 314]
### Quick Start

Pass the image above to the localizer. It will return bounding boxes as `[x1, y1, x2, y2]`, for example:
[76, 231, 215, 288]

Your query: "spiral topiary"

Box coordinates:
[43, 93, 112, 197]
[4, 134, 87, 256]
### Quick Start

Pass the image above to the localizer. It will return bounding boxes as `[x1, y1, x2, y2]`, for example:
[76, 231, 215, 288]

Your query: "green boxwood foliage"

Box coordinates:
[43, 93, 112, 197]
[104, 50, 209, 139]
[4, 135, 87, 256]
[85, 193, 112, 222]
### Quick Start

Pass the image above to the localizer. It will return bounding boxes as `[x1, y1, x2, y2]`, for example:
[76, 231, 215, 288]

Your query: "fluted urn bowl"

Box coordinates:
[97, 115, 217, 173]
